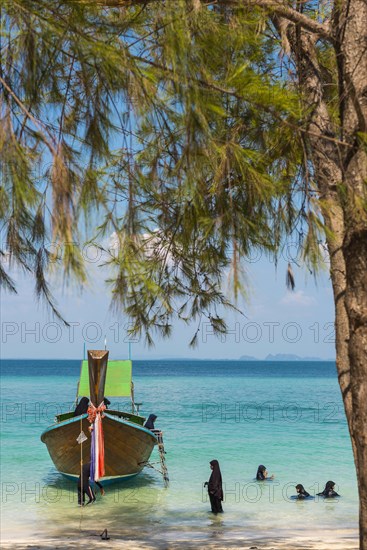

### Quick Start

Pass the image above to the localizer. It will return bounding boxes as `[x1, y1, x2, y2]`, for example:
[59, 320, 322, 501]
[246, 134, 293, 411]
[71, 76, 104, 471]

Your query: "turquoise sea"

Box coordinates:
[0, 360, 358, 546]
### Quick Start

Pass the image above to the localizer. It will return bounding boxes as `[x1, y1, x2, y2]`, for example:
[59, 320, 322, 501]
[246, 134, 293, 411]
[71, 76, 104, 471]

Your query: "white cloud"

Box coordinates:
[108, 229, 175, 266]
[280, 290, 317, 307]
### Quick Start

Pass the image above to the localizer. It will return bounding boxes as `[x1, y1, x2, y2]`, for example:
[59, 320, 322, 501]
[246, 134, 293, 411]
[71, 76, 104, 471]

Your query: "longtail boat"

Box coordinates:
[41, 350, 162, 483]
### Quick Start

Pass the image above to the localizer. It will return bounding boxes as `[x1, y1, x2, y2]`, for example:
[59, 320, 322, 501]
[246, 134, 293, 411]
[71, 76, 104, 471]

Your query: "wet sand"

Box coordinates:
[0, 529, 359, 549]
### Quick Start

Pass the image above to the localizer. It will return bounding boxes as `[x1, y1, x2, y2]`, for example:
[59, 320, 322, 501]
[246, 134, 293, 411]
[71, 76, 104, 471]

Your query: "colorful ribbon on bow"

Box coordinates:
[87, 402, 106, 482]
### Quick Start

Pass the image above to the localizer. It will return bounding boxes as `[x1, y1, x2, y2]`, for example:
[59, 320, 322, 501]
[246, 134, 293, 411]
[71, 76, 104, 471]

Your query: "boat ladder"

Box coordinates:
[142, 430, 169, 487]
[155, 430, 169, 487]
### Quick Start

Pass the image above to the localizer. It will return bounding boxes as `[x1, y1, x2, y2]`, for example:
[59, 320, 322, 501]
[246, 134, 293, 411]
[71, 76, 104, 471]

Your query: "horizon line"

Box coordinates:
[1, 356, 336, 361]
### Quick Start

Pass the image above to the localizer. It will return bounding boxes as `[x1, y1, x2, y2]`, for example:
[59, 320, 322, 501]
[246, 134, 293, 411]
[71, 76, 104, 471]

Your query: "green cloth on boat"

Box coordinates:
[78, 360, 132, 397]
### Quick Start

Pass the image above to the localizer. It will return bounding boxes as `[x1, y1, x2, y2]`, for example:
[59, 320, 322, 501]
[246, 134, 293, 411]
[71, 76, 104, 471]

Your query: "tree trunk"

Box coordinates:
[284, 14, 367, 548]
[344, 230, 367, 548]
[335, 1, 367, 546]
[282, 22, 354, 431]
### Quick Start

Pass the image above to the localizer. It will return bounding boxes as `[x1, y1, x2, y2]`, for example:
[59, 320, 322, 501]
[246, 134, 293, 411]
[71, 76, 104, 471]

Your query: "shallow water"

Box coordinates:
[0, 360, 358, 545]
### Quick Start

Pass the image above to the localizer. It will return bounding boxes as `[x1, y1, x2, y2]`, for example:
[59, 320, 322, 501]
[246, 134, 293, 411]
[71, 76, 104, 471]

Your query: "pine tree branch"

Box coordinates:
[0, 75, 58, 156]
[133, 56, 351, 148]
[226, 0, 330, 39]
[86, 0, 331, 39]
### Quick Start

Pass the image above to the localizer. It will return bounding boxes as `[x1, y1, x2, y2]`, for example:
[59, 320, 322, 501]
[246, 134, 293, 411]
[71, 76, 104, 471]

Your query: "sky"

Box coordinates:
[1, 241, 336, 360]
[0, 9, 337, 363]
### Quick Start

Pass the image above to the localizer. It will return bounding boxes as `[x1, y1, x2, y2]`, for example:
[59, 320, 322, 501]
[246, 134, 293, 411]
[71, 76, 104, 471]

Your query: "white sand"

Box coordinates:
[0, 532, 359, 549]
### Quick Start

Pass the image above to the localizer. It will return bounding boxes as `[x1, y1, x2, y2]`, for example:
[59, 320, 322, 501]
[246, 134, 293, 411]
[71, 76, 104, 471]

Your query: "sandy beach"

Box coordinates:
[0, 539, 359, 549]
[0, 527, 359, 549]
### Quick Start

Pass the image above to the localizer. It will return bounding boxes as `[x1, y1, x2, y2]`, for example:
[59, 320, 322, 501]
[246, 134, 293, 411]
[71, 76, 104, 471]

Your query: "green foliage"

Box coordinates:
[0, 1, 334, 343]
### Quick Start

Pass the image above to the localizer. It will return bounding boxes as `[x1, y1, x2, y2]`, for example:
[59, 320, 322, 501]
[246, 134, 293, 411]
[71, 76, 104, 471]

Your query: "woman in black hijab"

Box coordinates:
[144, 414, 157, 430]
[295, 484, 311, 498]
[73, 397, 89, 417]
[256, 465, 274, 480]
[317, 480, 340, 497]
[205, 459, 223, 513]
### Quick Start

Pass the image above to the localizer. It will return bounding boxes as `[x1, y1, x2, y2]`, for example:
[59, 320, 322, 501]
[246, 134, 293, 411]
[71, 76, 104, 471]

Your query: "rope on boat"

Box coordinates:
[141, 461, 163, 473]
[141, 430, 169, 487]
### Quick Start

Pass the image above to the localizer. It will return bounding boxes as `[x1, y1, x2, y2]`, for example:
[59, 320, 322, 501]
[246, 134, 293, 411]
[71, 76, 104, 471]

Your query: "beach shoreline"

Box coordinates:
[0, 529, 359, 549]
[0, 539, 359, 549]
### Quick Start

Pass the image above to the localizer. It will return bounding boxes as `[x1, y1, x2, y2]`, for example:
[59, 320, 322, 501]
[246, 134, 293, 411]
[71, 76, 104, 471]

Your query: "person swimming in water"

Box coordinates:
[204, 459, 223, 514]
[295, 484, 311, 498]
[256, 465, 274, 480]
[78, 462, 105, 506]
[317, 480, 340, 498]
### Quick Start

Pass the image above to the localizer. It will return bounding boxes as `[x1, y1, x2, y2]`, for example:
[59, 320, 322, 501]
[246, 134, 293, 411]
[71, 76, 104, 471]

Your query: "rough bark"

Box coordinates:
[334, 1, 367, 546]
[279, 21, 353, 433]
[283, 12, 367, 547]
[344, 231, 367, 548]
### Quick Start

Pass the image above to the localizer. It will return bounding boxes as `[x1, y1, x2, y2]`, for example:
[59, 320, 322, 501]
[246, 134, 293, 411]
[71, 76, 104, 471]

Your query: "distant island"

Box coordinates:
[239, 353, 334, 361]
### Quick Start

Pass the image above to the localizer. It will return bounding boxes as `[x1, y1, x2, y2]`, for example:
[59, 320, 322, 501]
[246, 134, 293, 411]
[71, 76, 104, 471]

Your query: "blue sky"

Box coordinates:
[1, 244, 336, 360]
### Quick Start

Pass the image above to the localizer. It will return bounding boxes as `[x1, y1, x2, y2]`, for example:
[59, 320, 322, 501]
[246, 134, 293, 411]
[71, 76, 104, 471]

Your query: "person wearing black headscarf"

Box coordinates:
[77, 462, 105, 506]
[256, 465, 274, 480]
[73, 397, 89, 417]
[295, 484, 311, 498]
[317, 480, 340, 497]
[205, 459, 223, 513]
[144, 414, 157, 430]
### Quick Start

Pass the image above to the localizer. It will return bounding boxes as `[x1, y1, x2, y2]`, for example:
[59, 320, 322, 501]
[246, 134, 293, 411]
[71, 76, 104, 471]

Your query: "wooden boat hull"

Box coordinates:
[41, 412, 157, 481]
